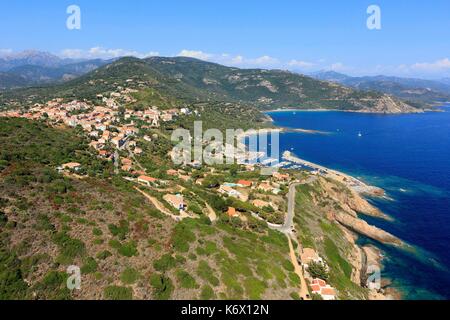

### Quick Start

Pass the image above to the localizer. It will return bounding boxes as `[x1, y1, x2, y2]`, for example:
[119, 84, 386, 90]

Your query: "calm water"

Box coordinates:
[267, 108, 450, 300]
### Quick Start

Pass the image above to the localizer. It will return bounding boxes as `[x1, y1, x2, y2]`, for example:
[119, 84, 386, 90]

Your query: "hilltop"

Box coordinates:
[0, 56, 425, 114]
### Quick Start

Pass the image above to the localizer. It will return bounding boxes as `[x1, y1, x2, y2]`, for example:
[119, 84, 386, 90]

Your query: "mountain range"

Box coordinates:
[310, 71, 450, 105]
[0, 50, 109, 89]
[0, 54, 428, 114]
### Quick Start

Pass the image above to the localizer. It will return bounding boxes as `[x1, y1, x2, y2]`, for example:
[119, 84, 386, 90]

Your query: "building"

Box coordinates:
[61, 162, 82, 172]
[121, 164, 132, 172]
[257, 183, 274, 193]
[300, 248, 323, 268]
[164, 194, 185, 211]
[310, 279, 337, 300]
[111, 136, 125, 149]
[219, 185, 243, 199]
[98, 150, 111, 158]
[160, 113, 173, 122]
[121, 158, 133, 166]
[272, 172, 290, 181]
[237, 180, 253, 188]
[138, 175, 158, 186]
[251, 199, 272, 209]
[227, 207, 238, 217]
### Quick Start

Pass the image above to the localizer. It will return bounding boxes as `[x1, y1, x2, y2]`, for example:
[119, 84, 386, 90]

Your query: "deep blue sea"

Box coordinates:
[266, 108, 450, 300]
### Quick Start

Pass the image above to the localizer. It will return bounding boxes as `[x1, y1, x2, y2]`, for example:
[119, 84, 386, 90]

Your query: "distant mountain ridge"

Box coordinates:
[310, 71, 450, 105]
[0, 50, 66, 71]
[1, 56, 425, 114]
[0, 50, 109, 89]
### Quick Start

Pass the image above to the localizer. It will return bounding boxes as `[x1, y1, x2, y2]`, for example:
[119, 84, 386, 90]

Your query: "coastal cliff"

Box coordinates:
[353, 94, 424, 114]
[291, 172, 403, 300]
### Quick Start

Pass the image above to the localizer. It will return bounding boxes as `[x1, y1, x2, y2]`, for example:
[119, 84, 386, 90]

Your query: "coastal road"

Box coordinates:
[271, 176, 317, 234]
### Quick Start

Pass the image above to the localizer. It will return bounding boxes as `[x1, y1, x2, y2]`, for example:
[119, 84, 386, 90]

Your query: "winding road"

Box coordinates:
[271, 176, 317, 234]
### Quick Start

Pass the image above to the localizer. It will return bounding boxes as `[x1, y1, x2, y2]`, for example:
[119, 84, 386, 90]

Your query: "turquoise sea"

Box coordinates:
[266, 107, 450, 300]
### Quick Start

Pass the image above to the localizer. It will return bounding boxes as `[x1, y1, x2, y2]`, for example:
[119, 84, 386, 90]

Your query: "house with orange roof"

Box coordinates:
[227, 207, 238, 217]
[164, 194, 186, 211]
[61, 162, 82, 171]
[310, 279, 337, 300]
[237, 180, 253, 188]
[272, 171, 290, 181]
[137, 175, 158, 186]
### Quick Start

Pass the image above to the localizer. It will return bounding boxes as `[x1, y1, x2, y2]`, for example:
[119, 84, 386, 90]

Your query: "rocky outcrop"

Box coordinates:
[335, 212, 403, 246]
[319, 177, 390, 220]
[356, 95, 423, 114]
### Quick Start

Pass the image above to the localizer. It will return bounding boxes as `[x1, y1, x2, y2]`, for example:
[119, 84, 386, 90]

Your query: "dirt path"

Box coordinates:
[134, 187, 181, 221]
[205, 202, 217, 222]
[287, 236, 310, 300]
[134, 186, 199, 222]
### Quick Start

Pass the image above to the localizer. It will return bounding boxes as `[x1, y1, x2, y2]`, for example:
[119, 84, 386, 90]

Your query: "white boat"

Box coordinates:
[358, 132, 363, 137]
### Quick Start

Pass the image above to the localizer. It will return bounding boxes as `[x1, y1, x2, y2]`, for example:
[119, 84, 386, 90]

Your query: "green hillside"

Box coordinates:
[0, 118, 302, 300]
[0, 56, 423, 114]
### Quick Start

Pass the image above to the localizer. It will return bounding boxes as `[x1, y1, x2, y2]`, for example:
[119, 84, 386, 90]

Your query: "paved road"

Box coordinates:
[271, 176, 317, 234]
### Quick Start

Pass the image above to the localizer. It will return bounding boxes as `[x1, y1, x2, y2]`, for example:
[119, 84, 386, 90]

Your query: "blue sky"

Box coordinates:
[1, 0, 449, 78]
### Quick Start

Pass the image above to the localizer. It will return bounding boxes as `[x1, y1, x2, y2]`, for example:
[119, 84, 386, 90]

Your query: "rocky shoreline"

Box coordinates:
[282, 151, 406, 299]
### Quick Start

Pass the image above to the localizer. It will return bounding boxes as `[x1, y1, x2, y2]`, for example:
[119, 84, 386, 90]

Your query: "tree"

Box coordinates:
[307, 261, 329, 281]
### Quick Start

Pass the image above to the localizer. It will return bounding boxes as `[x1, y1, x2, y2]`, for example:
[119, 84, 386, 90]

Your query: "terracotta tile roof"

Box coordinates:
[237, 180, 253, 187]
[321, 287, 336, 296]
[310, 284, 321, 293]
[138, 175, 157, 183]
[227, 207, 237, 217]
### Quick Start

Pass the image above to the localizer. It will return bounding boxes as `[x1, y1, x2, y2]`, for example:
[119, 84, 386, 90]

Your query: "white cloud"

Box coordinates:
[60, 47, 159, 60]
[247, 55, 280, 67]
[288, 59, 315, 69]
[177, 49, 280, 68]
[411, 58, 450, 72]
[0, 48, 13, 57]
[330, 62, 347, 72]
[177, 50, 212, 61]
